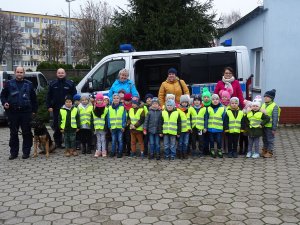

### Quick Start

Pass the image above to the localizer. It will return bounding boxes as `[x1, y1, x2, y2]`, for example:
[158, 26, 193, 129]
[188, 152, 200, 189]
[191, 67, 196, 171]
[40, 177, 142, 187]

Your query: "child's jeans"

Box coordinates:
[149, 133, 160, 156]
[111, 129, 123, 155]
[163, 134, 176, 158]
[227, 133, 240, 154]
[191, 128, 204, 156]
[209, 132, 222, 149]
[95, 130, 106, 151]
[64, 131, 76, 149]
[248, 136, 260, 154]
[262, 128, 275, 152]
[179, 132, 189, 155]
[130, 130, 144, 153]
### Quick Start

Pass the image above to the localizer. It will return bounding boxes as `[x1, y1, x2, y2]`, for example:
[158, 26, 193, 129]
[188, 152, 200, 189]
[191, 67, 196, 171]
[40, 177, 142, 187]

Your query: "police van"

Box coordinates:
[76, 45, 252, 99]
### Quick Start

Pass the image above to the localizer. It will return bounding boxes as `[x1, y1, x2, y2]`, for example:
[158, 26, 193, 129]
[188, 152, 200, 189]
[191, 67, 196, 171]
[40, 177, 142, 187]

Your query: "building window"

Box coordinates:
[33, 17, 40, 23]
[2, 60, 7, 66]
[254, 49, 262, 88]
[20, 16, 25, 21]
[43, 18, 48, 23]
[13, 60, 20, 66]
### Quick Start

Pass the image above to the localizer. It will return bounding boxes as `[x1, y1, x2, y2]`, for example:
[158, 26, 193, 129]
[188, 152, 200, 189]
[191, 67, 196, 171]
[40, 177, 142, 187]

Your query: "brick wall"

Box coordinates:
[280, 107, 300, 124]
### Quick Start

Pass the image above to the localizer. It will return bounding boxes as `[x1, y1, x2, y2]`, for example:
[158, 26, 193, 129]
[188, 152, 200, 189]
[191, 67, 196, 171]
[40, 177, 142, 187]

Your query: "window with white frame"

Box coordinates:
[2, 60, 7, 65]
[253, 49, 262, 88]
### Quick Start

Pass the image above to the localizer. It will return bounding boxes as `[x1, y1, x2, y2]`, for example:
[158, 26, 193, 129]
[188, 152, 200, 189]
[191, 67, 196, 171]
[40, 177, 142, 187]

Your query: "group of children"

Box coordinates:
[58, 87, 280, 160]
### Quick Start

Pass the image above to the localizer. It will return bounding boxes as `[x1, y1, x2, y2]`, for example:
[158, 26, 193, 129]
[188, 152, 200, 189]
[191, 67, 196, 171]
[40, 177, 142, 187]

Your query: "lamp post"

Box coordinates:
[66, 0, 75, 65]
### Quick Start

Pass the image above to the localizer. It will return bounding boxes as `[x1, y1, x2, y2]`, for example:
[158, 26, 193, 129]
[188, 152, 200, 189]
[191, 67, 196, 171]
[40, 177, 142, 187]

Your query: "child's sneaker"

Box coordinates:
[129, 152, 136, 158]
[217, 150, 223, 158]
[246, 152, 252, 158]
[141, 152, 144, 159]
[232, 152, 238, 158]
[102, 150, 107, 157]
[94, 150, 101, 158]
[170, 157, 175, 160]
[117, 153, 122, 158]
[210, 149, 216, 158]
[252, 153, 260, 159]
[109, 152, 115, 158]
[149, 154, 154, 160]
[263, 151, 273, 158]
[156, 155, 161, 160]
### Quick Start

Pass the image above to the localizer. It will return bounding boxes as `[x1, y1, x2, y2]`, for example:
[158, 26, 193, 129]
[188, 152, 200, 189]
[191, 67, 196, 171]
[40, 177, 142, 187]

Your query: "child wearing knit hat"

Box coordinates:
[201, 87, 212, 155]
[188, 94, 208, 157]
[245, 100, 270, 159]
[123, 93, 133, 156]
[207, 94, 226, 158]
[160, 99, 181, 160]
[224, 97, 246, 158]
[93, 93, 109, 158]
[261, 89, 280, 158]
[219, 90, 231, 107]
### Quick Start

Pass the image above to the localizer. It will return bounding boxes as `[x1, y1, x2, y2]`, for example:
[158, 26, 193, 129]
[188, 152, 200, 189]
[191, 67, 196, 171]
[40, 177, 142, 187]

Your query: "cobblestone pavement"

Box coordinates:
[0, 126, 299, 225]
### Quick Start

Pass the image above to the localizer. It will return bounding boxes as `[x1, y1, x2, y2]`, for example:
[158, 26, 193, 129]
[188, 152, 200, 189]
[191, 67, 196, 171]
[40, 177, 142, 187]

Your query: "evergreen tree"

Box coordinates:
[99, 0, 219, 55]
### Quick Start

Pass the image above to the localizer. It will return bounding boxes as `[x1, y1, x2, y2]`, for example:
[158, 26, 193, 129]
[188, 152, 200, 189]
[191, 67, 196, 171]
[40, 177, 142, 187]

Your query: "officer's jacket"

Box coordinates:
[46, 78, 76, 109]
[0, 79, 37, 113]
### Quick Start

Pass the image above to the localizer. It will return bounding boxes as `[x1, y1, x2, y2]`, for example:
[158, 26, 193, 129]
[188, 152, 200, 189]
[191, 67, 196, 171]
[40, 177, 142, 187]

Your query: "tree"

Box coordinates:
[99, 0, 219, 55]
[38, 24, 66, 63]
[0, 12, 22, 67]
[73, 0, 112, 66]
[220, 10, 242, 28]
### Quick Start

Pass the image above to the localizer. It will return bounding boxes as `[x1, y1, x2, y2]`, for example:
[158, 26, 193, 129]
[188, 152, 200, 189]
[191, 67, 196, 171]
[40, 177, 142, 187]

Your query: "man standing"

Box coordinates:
[1, 66, 37, 160]
[46, 68, 77, 148]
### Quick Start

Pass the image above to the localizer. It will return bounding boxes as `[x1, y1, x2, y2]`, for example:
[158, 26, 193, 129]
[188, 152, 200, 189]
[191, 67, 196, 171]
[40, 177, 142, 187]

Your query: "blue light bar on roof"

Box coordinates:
[120, 44, 135, 53]
[221, 38, 232, 46]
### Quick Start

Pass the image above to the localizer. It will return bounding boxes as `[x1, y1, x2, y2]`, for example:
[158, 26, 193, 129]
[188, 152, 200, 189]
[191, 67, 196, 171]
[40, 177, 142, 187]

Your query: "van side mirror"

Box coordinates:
[87, 78, 93, 91]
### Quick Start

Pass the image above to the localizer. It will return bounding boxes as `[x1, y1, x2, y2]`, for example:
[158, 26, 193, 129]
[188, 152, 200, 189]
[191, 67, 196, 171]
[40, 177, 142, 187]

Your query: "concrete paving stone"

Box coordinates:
[43, 213, 62, 221]
[110, 213, 128, 221]
[91, 215, 110, 222]
[71, 217, 91, 224]
[35, 207, 53, 215]
[262, 216, 282, 224]
[227, 214, 247, 221]
[153, 222, 172, 225]
[99, 208, 117, 216]
[128, 212, 146, 219]
[32, 221, 51, 225]
[173, 220, 192, 225]
[191, 217, 211, 224]
[3, 217, 23, 224]
[178, 213, 196, 220]
[16, 208, 34, 217]
[135, 204, 152, 212]
[106, 201, 124, 208]
[159, 215, 177, 222]
[198, 205, 216, 212]
[52, 218, 72, 225]
[117, 206, 135, 214]
[121, 218, 140, 225]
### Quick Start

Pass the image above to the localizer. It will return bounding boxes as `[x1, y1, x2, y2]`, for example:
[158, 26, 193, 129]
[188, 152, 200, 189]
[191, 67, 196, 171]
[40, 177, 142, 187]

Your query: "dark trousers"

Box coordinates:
[227, 133, 240, 155]
[203, 132, 210, 155]
[123, 126, 131, 155]
[209, 132, 222, 150]
[7, 111, 33, 157]
[53, 108, 63, 146]
[239, 133, 248, 154]
[191, 128, 204, 156]
[143, 133, 149, 155]
[79, 129, 93, 148]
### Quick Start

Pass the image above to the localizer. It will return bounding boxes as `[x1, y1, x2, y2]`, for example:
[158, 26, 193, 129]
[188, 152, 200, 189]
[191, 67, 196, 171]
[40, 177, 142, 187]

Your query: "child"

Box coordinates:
[202, 87, 212, 155]
[219, 90, 231, 107]
[143, 97, 162, 160]
[246, 101, 270, 158]
[128, 99, 145, 158]
[189, 94, 208, 157]
[224, 97, 245, 158]
[78, 94, 93, 154]
[163, 94, 179, 109]
[160, 99, 181, 160]
[177, 95, 191, 159]
[118, 89, 126, 103]
[143, 93, 154, 156]
[261, 89, 280, 158]
[73, 94, 81, 150]
[207, 94, 226, 158]
[103, 96, 110, 106]
[93, 93, 108, 158]
[107, 93, 127, 158]
[59, 95, 80, 157]
[123, 93, 133, 156]
[103, 95, 111, 151]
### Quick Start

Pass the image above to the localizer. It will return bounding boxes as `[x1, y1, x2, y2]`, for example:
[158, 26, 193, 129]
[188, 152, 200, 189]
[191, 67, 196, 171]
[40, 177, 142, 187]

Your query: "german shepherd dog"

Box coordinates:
[31, 117, 55, 158]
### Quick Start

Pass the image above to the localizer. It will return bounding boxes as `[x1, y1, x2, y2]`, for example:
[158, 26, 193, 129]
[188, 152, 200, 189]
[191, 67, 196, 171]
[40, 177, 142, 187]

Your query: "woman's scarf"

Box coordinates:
[222, 76, 235, 90]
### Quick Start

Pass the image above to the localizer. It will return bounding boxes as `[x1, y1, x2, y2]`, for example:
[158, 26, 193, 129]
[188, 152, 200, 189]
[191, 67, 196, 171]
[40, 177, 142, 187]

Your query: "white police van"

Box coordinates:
[76, 45, 251, 99]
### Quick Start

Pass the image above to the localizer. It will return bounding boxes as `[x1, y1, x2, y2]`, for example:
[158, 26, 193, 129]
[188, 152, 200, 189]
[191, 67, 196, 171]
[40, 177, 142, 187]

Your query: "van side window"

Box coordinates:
[39, 74, 48, 88]
[91, 64, 106, 91]
[104, 60, 125, 90]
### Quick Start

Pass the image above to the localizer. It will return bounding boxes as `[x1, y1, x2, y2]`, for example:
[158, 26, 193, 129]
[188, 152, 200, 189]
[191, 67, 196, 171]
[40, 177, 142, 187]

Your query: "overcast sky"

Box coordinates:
[1, 0, 263, 18]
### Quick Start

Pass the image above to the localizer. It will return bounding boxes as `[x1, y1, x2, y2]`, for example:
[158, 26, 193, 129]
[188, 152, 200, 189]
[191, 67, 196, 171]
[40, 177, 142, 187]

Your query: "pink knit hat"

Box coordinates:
[94, 93, 106, 107]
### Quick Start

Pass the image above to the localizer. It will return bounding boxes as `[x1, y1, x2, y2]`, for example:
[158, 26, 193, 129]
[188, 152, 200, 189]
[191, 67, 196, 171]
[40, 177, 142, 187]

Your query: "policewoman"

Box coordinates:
[1, 66, 37, 160]
[46, 68, 77, 148]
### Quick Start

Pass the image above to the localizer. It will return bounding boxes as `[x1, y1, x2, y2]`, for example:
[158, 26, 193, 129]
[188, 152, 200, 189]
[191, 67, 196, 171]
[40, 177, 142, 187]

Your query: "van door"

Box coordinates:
[180, 51, 237, 85]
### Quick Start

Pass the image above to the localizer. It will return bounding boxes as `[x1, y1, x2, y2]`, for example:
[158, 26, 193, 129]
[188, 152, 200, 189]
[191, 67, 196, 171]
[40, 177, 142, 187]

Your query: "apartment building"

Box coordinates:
[0, 10, 75, 71]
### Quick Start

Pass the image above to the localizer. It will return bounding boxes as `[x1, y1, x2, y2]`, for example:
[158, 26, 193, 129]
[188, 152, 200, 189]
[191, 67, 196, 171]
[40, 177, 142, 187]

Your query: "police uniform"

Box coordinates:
[46, 78, 77, 147]
[0, 78, 37, 159]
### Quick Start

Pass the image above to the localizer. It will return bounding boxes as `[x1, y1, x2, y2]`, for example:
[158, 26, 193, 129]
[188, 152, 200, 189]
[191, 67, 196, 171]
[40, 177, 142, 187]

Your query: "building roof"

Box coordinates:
[221, 6, 267, 35]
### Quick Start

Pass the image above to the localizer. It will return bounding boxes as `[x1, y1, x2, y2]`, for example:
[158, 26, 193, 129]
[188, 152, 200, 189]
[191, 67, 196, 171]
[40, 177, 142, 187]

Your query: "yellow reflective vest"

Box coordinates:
[247, 111, 263, 128]
[189, 107, 206, 130]
[208, 106, 225, 130]
[60, 107, 78, 129]
[92, 107, 108, 130]
[227, 110, 244, 133]
[162, 110, 179, 135]
[79, 105, 93, 126]
[261, 102, 281, 128]
[178, 109, 191, 132]
[108, 105, 125, 129]
[129, 108, 144, 131]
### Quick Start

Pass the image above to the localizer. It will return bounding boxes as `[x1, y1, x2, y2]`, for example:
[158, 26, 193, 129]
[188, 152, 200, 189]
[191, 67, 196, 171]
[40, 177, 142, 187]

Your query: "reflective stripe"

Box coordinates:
[79, 105, 93, 126]
[162, 110, 179, 135]
[109, 106, 125, 129]
[92, 107, 108, 130]
[129, 108, 144, 131]
[227, 110, 243, 133]
[247, 111, 263, 128]
[60, 107, 78, 129]
[207, 106, 225, 130]
[178, 109, 191, 132]
[261, 102, 281, 128]
[189, 107, 206, 130]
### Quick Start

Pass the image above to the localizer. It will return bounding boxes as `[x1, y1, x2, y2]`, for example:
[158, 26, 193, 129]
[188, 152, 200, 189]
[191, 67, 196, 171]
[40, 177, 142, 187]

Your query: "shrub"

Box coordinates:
[36, 88, 50, 123]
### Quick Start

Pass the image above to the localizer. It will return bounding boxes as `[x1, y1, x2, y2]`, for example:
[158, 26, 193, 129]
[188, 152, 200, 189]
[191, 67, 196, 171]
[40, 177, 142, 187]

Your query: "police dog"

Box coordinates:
[31, 117, 55, 158]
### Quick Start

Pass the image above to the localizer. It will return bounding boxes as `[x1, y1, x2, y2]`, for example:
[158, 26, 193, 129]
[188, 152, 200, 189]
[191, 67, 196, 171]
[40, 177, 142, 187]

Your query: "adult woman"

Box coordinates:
[108, 69, 139, 101]
[158, 68, 190, 106]
[214, 67, 245, 108]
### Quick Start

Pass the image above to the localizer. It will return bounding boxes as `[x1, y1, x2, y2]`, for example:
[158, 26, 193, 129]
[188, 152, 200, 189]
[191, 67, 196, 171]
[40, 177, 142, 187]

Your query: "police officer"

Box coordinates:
[46, 68, 77, 148]
[1, 66, 37, 160]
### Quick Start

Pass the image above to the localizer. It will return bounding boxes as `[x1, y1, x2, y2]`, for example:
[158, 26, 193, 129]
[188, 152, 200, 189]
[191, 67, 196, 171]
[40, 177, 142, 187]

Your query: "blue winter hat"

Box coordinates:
[145, 93, 154, 101]
[132, 100, 140, 106]
[166, 99, 175, 107]
[168, 68, 177, 75]
[73, 94, 81, 101]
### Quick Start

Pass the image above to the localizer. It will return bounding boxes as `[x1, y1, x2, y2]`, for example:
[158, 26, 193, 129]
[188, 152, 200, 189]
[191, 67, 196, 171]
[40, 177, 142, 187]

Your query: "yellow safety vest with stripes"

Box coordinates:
[247, 111, 263, 128]
[60, 107, 78, 129]
[261, 102, 281, 128]
[79, 105, 93, 126]
[227, 110, 244, 133]
[178, 109, 191, 132]
[162, 110, 179, 135]
[189, 107, 206, 130]
[129, 108, 144, 131]
[208, 106, 225, 130]
[108, 105, 125, 129]
[92, 107, 108, 130]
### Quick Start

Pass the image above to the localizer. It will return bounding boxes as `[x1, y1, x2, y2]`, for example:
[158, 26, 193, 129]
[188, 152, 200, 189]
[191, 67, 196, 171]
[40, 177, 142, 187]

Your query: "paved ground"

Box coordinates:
[0, 126, 299, 225]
